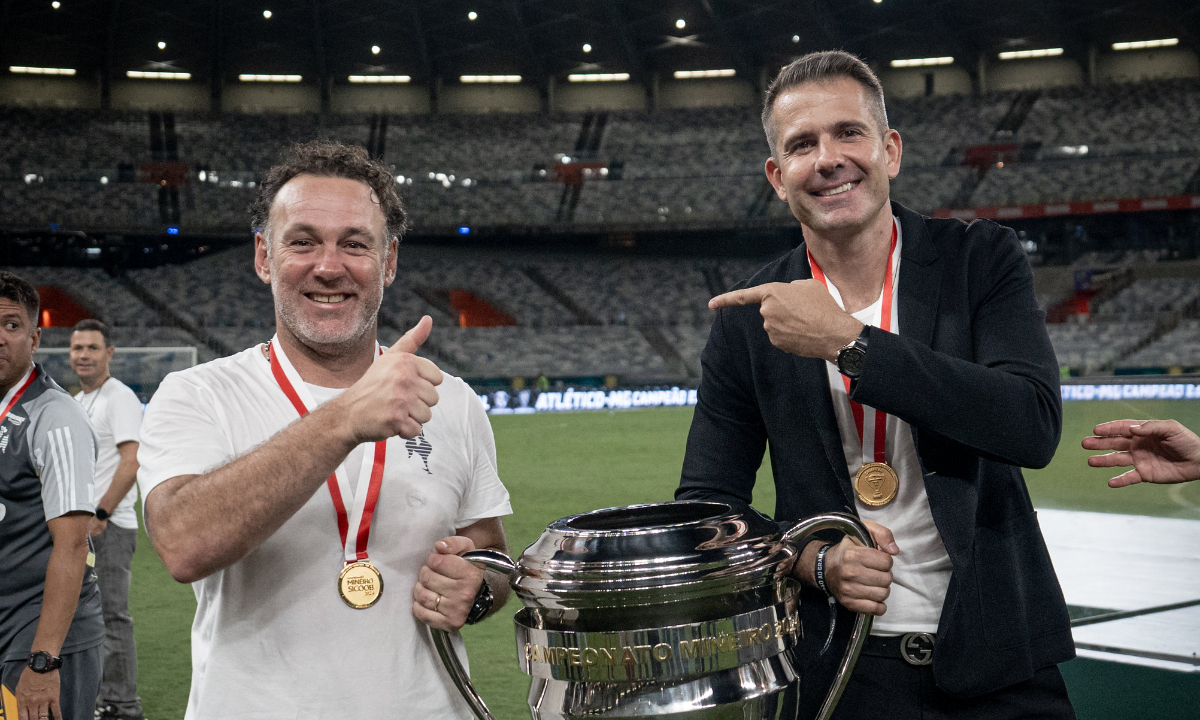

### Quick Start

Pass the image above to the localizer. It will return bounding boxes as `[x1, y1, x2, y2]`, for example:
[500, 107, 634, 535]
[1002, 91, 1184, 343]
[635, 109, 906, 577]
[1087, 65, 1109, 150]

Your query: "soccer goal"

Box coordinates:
[34, 346, 199, 398]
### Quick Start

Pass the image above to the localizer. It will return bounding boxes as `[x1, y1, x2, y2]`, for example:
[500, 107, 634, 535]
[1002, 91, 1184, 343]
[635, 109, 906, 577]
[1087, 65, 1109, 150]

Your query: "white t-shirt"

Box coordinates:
[75, 377, 143, 530]
[137, 345, 513, 720]
[821, 219, 953, 636]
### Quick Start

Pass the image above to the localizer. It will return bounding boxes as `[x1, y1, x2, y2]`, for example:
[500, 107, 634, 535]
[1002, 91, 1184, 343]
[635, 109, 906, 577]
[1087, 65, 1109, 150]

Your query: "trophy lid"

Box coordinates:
[512, 501, 793, 613]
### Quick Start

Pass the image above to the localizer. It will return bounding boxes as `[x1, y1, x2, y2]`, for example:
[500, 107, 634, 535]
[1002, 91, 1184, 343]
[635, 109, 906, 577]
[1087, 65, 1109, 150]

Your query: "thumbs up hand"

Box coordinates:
[336, 316, 444, 441]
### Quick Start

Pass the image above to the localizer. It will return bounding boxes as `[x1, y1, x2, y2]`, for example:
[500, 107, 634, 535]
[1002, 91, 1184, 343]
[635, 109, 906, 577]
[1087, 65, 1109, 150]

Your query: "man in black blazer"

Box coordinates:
[678, 51, 1076, 719]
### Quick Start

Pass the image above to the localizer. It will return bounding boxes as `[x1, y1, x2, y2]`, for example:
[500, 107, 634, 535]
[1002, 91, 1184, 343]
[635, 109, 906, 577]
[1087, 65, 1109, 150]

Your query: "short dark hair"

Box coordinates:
[0, 271, 40, 326]
[250, 139, 407, 243]
[762, 50, 888, 156]
[72, 318, 111, 347]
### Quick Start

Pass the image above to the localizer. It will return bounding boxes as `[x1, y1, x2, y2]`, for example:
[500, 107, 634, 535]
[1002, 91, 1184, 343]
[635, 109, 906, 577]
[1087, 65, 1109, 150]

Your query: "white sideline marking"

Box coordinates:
[1036, 509, 1200, 671]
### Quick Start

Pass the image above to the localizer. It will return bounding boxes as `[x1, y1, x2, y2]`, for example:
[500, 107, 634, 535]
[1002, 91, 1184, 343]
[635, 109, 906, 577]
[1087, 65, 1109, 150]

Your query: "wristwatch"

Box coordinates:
[836, 326, 871, 379]
[27, 650, 62, 673]
[94, 506, 110, 521]
[464, 580, 494, 625]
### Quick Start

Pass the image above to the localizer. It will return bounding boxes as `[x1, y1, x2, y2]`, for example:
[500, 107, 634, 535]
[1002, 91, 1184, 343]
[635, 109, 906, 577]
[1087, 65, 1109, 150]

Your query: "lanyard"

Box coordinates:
[268, 338, 386, 564]
[807, 221, 898, 466]
[0, 365, 36, 425]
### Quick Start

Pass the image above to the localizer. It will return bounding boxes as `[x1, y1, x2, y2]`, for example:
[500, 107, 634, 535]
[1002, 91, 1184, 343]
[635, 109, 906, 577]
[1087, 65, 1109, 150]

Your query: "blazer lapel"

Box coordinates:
[895, 203, 941, 347]
[788, 246, 856, 506]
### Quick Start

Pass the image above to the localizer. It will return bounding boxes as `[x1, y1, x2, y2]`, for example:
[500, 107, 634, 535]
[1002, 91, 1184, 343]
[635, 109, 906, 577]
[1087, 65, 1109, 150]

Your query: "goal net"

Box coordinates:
[34, 346, 199, 398]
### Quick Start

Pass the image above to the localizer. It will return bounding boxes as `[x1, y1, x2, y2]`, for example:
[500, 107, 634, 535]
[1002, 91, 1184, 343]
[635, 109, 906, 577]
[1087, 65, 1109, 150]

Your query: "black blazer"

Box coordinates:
[677, 202, 1074, 699]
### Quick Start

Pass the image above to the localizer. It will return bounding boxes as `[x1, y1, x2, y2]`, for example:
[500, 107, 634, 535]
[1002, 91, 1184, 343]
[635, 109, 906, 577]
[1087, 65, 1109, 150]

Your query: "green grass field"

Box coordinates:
[129, 401, 1200, 719]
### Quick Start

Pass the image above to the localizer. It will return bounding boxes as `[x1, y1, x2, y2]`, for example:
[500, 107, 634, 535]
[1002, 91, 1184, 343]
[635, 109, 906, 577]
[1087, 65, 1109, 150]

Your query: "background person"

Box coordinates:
[68, 319, 146, 720]
[135, 141, 512, 719]
[1084, 419, 1200, 486]
[677, 51, 1075, 719]
[0, 271, 104, 720]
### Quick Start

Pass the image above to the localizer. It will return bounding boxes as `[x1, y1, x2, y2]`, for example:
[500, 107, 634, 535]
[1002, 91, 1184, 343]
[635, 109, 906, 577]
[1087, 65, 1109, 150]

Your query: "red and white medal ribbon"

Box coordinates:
[807, 220, 899, 469]
[0, 365, 36, 425]
[268, 337, 386, 565]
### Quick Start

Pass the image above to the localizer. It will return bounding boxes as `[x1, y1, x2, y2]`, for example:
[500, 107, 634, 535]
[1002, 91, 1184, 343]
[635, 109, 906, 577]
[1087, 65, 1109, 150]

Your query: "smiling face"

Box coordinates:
[254, 174, 398, 354]
[68, 330, 113, 384]
[764, 77, 902, 239]
[0, 298, 39, 392]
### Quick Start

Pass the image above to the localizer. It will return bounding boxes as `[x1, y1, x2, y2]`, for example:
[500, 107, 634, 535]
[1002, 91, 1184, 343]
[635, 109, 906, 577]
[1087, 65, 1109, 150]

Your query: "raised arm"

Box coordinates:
[850, 232, 1061, 469]
[144, 321, 443, 583]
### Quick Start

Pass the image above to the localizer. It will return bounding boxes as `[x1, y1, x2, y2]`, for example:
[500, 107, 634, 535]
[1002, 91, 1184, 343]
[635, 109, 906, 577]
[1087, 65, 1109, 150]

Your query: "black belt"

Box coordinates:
[861, 632, 935, 666]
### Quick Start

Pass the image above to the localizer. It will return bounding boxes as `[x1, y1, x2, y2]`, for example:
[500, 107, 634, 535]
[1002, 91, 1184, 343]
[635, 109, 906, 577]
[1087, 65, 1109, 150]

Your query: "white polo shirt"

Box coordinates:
[75, 376, 143, 530]
[137, 345, 512, 720]
[821, 219, 953, 636]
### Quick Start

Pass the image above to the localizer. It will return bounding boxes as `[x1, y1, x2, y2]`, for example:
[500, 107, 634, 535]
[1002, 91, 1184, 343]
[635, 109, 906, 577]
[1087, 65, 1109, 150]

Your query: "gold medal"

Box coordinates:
[854, 462, 899, 507]
[338, 560, 384, 609]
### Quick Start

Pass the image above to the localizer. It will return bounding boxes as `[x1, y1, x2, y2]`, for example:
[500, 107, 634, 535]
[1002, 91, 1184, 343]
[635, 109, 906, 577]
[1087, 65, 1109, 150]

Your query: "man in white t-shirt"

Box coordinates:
[137, 140, 512, 719]
[68, 319, 146, 720]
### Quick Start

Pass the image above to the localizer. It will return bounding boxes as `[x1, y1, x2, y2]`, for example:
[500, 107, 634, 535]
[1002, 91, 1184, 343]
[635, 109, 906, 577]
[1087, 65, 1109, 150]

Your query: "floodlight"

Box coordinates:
[263, 10, 272, 19]
[349, 75, 410, 83]
[889, 57, 954, 67]
[460, 75, 521, 83]
[675, 19, 686, 29]
[127, 71, 191, 80]
[1112, 38, 1178, 51]
[9, 66, 76, 75]
[674, 69, 736, 79]
[567, 73, 630, 82]
[998, 48, 1063, 60]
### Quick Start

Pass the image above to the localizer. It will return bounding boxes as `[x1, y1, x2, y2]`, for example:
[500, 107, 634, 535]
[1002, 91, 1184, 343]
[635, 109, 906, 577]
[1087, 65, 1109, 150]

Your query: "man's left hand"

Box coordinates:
[15, 666, 61, 720]
[412, 536, 484, 632]
[709, 281, 863, 362]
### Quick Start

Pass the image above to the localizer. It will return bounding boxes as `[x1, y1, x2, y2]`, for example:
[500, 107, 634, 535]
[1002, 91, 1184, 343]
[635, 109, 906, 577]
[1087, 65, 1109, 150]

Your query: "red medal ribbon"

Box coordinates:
[807, 221, 898, 466]
[0, 366, 37, 425]
[269, 342, 386, 563]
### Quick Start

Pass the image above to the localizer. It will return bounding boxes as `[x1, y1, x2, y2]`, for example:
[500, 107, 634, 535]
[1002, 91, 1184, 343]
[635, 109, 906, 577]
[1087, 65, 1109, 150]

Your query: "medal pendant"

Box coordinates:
[854, 462, 899, 507]
[338, 560, 384, 609]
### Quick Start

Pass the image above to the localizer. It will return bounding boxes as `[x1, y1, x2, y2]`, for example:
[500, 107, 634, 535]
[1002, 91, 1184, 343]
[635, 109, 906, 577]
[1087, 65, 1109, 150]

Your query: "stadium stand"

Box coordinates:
[1092, 278, 1200, 316]
[1047, 320, 1158, 372]
[5, 79, 1200, 232]
[969, 156, 1200, 208]
[1118, 319, 1200, 369]
[1014, 80, 1200, 155]
[12, 266, 164, 327]
[382, 325, 673, 379]
[531, 257, 712, 326]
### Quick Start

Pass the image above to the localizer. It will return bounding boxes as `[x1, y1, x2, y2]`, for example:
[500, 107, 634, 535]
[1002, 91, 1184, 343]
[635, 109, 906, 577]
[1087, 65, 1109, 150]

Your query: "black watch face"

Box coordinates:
[29, 652, 52, 672]
[839, 347, 865, 377]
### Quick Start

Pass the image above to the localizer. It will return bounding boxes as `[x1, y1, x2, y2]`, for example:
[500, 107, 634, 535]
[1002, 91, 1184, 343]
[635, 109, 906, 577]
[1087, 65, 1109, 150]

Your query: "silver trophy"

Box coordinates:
[431, 501, 873, 719]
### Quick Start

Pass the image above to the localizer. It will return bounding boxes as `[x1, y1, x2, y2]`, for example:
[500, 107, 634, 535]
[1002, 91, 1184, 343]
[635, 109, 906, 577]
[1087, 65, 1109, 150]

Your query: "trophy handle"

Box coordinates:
[777, 512, 876, 720]
[428, 549, 519, 720]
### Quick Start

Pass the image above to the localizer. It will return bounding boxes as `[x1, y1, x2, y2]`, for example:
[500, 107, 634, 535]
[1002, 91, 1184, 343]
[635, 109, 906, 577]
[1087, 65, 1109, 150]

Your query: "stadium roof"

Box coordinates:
[1, 0, 1197, 92]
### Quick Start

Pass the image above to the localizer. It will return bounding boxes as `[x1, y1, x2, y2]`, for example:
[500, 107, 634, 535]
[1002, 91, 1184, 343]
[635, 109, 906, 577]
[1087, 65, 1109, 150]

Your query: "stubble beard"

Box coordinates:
[270, 264, 385, 357]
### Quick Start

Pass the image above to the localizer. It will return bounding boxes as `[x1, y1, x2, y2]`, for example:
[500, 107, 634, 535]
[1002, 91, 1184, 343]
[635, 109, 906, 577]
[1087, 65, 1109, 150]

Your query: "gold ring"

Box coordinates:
[434, 594, 442, 613]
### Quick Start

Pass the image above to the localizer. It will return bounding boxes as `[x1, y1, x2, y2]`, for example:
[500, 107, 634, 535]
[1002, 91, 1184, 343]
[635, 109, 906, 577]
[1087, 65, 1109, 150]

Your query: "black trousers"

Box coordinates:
[827, 655, 1076, 720]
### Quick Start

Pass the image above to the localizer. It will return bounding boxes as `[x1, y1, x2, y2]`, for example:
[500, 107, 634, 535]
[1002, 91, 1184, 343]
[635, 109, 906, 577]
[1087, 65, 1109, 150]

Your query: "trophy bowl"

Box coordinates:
[430, 501, 873, 720]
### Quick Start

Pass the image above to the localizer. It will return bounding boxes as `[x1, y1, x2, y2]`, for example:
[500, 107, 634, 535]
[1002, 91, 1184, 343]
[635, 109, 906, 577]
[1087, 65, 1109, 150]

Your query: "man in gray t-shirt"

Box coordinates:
[0, 272, 103, 720]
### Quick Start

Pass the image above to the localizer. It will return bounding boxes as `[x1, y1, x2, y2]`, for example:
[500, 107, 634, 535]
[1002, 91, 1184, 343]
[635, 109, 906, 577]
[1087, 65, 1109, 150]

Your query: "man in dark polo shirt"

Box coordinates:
[0, 271, 104, 720]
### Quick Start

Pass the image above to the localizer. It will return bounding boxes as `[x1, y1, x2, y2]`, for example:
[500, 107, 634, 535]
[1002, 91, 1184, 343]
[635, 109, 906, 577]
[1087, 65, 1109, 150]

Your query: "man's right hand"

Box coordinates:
[819, 520, 900, 616]
[1084, 419, 1200, 487]
[15, 666, 61, 720]
[333, 315, 444, 442]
